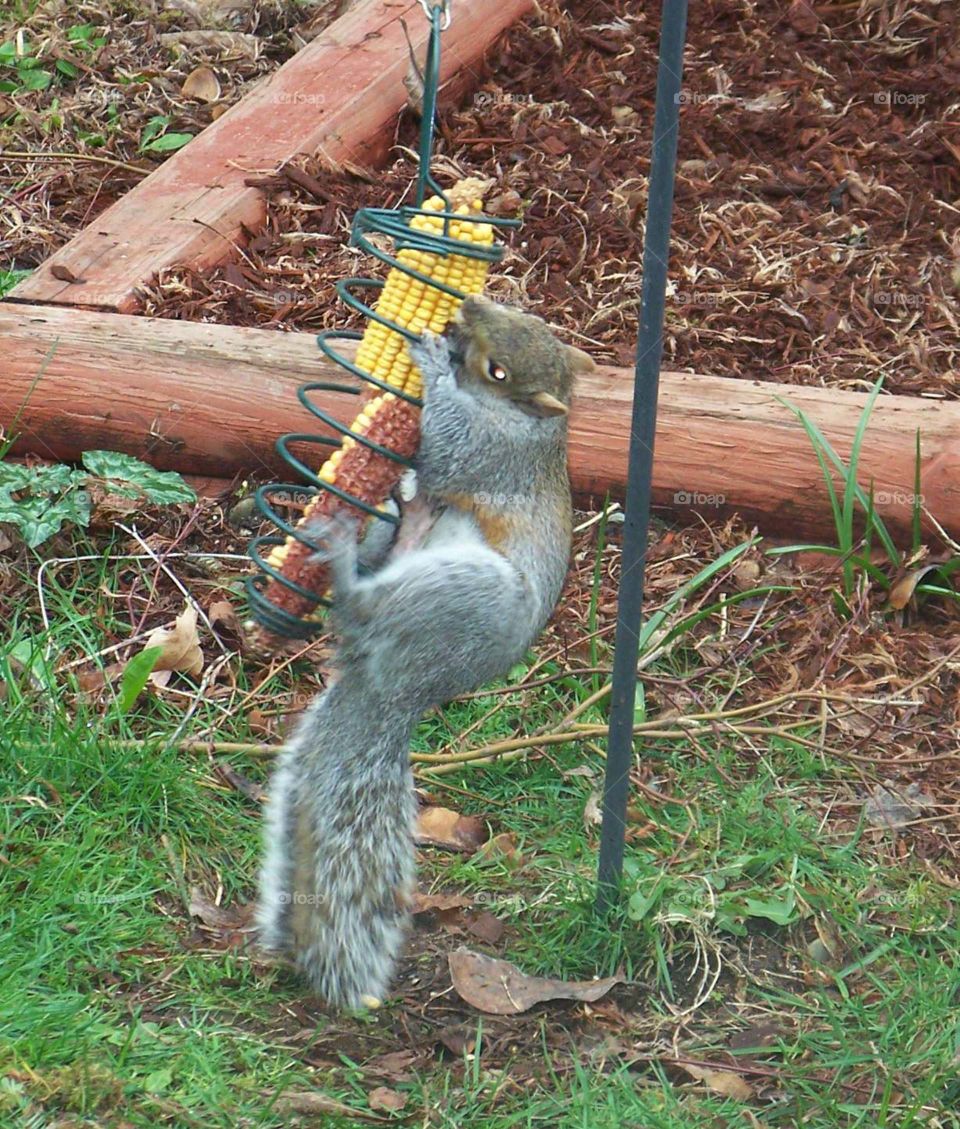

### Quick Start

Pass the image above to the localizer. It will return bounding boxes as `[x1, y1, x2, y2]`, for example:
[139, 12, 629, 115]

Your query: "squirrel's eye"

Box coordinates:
[487, 360, 508, 382]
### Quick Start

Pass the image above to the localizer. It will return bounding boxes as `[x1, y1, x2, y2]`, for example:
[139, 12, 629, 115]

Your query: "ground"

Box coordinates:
[2, 0, 960, 1127]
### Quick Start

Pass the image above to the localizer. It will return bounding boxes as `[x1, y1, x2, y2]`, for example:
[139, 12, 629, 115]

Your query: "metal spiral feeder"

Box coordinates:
[246, 1, 519, 639]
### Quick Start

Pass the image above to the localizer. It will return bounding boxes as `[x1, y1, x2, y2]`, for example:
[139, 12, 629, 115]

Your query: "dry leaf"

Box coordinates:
[182, 64, 221, 102]
[465, 910, 505, 944]
[209, 598, 242, 637]
[158, 29, 260, 59]
[678, 1063, 753, 1101]
[272, 1091, 387, 1121]
[214, 761, 265, 803]
[887, 565, 940, 610]
[477, 832, 522, 864]
[368, 1087, 408, 1113]
[366, 1049, 417, 1081]
[611, 104, 639, 127]
[561, 764, 595, 779]
[448, 948, 623, 1015]
[144, 604, 203, 680]
[416, 806, 487, 852]
[411, 892, 474, 914]
[188, 887, 251, 930]
[863, 781, 934, 829]
[437, 1023, 477, 1056]
[583, 792, 603, 828]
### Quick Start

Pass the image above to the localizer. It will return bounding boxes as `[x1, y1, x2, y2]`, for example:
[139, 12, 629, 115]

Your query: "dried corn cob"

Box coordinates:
[259, 179, 496, 637]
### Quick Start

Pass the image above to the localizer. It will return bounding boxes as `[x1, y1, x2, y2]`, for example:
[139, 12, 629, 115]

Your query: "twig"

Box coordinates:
[0, 149, 148, 175]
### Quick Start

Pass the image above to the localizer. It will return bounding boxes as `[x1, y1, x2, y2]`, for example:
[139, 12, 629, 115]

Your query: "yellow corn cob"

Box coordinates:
[259, 179, 496, 637]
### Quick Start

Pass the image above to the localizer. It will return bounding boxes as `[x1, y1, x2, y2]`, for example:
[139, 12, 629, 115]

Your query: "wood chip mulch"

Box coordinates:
[136, 0, 960, 399]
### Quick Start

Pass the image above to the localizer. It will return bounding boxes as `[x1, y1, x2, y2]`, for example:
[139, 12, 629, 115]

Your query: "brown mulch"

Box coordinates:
[0, 0, 339, 267]
[134, 0, 960, 398]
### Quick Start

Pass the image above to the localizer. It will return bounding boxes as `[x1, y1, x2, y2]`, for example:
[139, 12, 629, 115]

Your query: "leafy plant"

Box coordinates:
[0, 27, 104, 94]
[769, 377, 959, 614]
[635, 538, 787, 666]
[0, 37, 53, 92]
[80, 450, 197, 505]
[139, 114, 193, 154]
[0, 462, 91, 547]
[0, 451, 196, 548]
[0, 268, 30, 298]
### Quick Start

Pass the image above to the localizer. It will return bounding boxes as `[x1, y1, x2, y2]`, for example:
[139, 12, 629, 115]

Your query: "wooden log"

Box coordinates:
[8, 0, 532, 313]
[1, 303, 957, 540]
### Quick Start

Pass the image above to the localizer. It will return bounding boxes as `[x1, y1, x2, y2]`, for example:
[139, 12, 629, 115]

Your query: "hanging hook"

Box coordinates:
[418, 0, 451, 31]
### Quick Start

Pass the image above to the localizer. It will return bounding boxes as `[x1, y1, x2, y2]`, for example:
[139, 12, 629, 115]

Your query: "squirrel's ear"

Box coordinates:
[527, 390, 569, 417]
[564, 345, 596, 375]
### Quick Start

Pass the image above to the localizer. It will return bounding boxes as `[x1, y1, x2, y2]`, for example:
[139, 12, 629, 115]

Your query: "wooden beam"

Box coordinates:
[8, 0, 533, 313]
[2, 302, 957, 540]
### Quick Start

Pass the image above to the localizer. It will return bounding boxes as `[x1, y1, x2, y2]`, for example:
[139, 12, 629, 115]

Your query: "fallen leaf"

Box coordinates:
[465, 910, 505, 944]
[214, 761, 265, 803]
[561, 764, 595, 779]
[368, 1087, 407, 1113]
[247, 707, 272, 738]
[416, 806, 487, 852]
[741, 89, 790, 113]
[365, 1049, 417, 1081]
[144, 604, 203, 681]
[448, 948, 623, 1015]
[437, 1023, 478, 1056]
[271, 1091, 387, 1121]
[887, 565, 942, 610]
[583, 792, 603, 828]
[181, 64, 221, 102]
[477, 832, 522, 864]
[678, 1063, 753, 1101]
[611, 104, 639, 127]
[864, 781, 934, 830]
[411, 891, 474, 914]
[209, 598, 242, 638]
[158, 29, 260, 59]
[188, 887, 252, 930]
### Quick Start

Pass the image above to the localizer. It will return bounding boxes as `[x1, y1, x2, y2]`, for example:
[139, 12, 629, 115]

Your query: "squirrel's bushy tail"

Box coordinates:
[257, 688, 417, 1008]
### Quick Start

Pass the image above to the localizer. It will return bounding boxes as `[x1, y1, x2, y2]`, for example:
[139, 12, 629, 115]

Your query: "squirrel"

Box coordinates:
[256, 296, 596, 1008]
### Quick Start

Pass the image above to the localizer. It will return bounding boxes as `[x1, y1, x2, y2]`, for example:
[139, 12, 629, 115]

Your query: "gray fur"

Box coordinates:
[257, 323, 576, 1008]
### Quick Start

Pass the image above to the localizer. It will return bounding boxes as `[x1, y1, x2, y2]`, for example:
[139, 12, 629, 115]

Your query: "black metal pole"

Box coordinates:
[596, 0, 688, 911]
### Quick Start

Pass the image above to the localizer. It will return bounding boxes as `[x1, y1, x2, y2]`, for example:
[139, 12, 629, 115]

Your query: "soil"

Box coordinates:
[142, 0, 960, 397]
[5, 2, 958, 395]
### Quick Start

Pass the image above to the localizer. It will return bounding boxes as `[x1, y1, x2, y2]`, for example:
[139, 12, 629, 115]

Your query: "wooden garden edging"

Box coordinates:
[3, 302, 957, 541]
[8, 0, 533, 313]
[2, 0, 955, 543]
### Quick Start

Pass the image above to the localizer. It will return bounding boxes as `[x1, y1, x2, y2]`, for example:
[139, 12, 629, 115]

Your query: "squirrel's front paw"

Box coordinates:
[410, 332, 455, 393]
[303, 512, 358, 567]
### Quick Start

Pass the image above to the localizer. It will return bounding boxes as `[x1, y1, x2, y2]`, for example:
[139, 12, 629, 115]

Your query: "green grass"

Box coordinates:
[2, 548, 958, 1127]
[0, 269, 30, 298]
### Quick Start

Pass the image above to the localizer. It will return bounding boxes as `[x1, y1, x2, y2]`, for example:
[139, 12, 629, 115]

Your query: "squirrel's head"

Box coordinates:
[448, 295, 595, 418]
